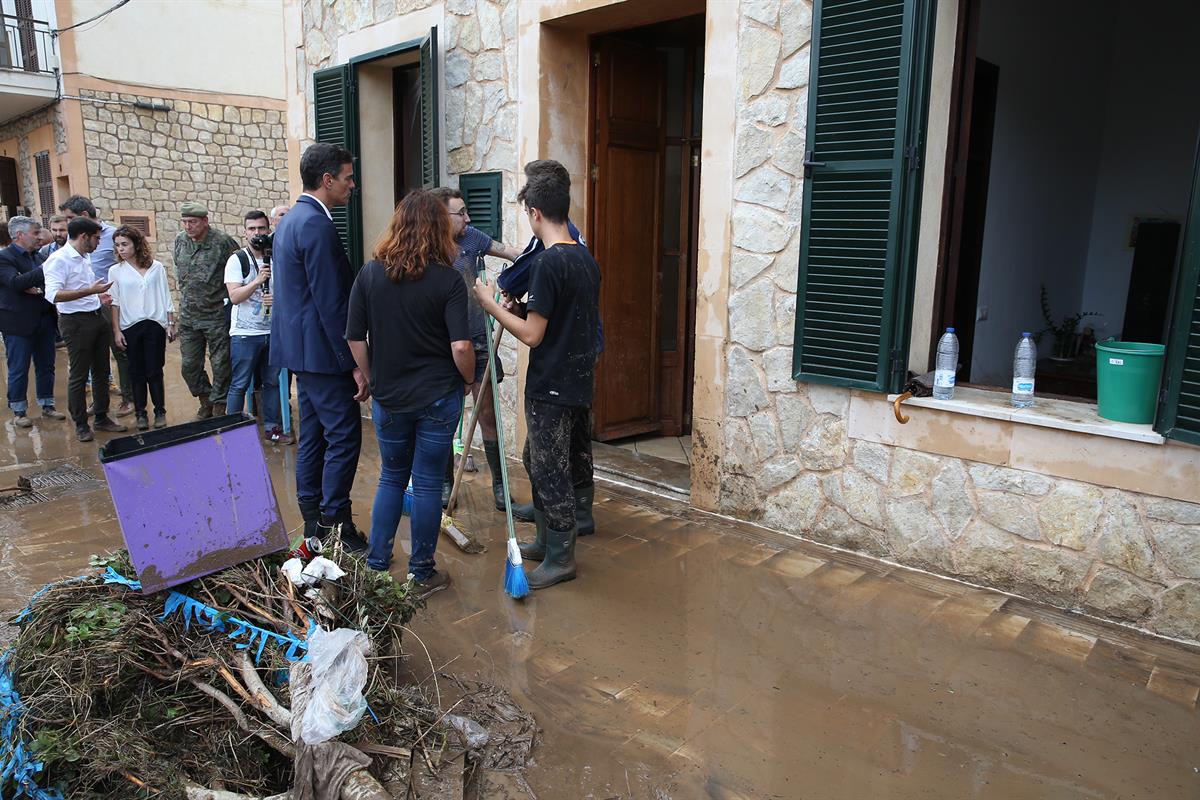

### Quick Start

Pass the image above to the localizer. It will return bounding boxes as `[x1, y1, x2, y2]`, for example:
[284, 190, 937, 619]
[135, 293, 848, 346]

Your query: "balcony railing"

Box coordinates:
[0, 16, 54, 76]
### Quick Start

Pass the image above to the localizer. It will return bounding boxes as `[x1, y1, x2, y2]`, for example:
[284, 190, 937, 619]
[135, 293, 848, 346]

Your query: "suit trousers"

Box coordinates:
[59, 309, 111, 427]
[295, 370, 362, 517]
[3, 312, 57, 413]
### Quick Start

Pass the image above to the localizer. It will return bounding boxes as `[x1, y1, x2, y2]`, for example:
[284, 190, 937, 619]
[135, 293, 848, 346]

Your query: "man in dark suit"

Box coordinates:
[271, 143, 369, 551]
[0, 216, 65, 428]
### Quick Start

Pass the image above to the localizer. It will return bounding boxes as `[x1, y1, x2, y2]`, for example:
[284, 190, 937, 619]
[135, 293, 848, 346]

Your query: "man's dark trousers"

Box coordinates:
[295, 371, 361, 517]
[3, 312, 56, 413]
[58, 309, 111, 427]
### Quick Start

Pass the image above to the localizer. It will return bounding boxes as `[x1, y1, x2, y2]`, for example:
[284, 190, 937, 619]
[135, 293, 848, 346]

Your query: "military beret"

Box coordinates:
[180, 202, 208, 218]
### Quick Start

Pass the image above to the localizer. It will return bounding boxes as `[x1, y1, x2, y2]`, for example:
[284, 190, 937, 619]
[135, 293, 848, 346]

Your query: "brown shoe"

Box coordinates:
[76, 426, 94, 442]
[93, 416, 128, 433]
[412, 570, 452, 599]
[194, 401, 214, 421]
[41, 406, 66, 420]
[114, 401, 135, 418]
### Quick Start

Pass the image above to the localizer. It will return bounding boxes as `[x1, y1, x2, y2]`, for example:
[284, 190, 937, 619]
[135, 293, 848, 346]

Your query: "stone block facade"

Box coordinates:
[722, 0, 1200, 641]
[291, 0, 1200, 641]
[299, 0, 521, 450]
[79, 90, 290, 268]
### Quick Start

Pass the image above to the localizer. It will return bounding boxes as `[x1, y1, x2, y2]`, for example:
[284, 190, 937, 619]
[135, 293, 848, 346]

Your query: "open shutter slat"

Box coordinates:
[459, 171, 503, 241]
[1158, 146, 1200, 444]
[792, 0, 933, 392]
[312, 64, 362, 269]
[419, 27, 440, 189]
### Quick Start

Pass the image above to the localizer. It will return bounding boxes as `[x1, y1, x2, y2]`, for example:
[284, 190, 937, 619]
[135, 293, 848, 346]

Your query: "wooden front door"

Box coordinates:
[590, 38, 667, 440]
[0, 157, 19, 219]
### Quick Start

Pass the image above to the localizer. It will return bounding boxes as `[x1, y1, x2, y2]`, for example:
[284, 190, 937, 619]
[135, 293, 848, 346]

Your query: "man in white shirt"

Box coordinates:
[43, 217, 129, 442]
[225, 210, 288, 444]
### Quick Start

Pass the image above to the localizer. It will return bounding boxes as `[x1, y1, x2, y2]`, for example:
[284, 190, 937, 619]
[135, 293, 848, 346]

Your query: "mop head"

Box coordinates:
[504, 538, 529, 599]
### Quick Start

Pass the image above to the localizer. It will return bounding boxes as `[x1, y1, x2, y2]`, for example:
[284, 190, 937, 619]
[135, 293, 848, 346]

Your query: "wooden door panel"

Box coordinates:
[592, 38, 666, 441]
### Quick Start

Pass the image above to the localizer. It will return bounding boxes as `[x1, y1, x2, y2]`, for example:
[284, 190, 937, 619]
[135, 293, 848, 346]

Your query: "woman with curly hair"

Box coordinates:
[346, 190, 475, 596]
[108, 224, 175, 430]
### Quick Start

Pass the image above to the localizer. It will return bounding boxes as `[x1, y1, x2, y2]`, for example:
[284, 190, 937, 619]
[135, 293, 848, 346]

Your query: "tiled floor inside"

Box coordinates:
[611, 433, 693, 465]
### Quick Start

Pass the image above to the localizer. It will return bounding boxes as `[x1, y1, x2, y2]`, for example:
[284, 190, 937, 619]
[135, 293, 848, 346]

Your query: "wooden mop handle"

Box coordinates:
[445, 322, 504, 515]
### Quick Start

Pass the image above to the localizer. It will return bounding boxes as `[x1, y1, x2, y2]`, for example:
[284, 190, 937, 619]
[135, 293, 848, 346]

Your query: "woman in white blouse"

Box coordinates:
[109, 225, 176, 430]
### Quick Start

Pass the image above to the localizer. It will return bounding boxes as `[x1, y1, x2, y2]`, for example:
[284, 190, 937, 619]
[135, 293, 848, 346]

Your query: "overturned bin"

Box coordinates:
[98, 413, 288, 592]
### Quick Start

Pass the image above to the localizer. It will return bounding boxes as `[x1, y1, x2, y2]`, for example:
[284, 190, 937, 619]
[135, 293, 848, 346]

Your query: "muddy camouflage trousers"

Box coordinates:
[522, 397, 594, 532]
[177, 316, 230, 408]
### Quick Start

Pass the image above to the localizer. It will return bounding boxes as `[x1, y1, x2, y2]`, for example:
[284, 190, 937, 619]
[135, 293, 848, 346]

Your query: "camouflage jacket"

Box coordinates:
[173, 227, 239, 323]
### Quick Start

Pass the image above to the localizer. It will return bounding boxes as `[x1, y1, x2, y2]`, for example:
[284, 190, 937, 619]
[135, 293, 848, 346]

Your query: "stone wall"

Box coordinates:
[721, 0, 1200, 640]
[79, 90, 290, 267]
[299, 0, 523, 451]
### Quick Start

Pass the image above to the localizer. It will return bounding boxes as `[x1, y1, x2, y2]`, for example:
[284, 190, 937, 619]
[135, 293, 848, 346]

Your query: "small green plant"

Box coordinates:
[64, 601, 127, 643]
[1038, 284, 1100, 359]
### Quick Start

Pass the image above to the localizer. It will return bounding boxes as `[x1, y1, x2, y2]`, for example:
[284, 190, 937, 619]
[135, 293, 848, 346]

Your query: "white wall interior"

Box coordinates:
[969, 0, 1200, 384]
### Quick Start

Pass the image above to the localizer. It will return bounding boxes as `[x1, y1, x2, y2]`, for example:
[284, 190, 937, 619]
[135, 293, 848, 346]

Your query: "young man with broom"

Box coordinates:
[474, 175, 601, 589]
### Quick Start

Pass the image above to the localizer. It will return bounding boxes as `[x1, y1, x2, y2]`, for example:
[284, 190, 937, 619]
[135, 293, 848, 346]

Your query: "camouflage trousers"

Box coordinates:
[178, 316, 230, 407]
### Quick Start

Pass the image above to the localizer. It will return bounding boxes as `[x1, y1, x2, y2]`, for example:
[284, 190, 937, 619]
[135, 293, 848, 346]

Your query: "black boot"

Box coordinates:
[510, 501, 535, 523]
[575, 486, 595, 536]
[319, 507, 368, 554]
[519, 508, 548, 561]
[298, 499, 321, 539]
[483, 440, 512, 512]
[527, 523, 577, 590]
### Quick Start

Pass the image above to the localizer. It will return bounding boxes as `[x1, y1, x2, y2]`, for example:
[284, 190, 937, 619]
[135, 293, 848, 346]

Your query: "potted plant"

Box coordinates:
[1038, 285, 1100, 361]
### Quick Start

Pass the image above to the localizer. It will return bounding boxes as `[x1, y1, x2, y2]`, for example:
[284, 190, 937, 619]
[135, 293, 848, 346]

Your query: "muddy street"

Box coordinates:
[1, 348, 1197, 799]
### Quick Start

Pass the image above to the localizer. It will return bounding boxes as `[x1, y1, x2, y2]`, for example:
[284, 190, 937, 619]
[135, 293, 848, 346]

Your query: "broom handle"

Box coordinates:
[484, 294, 518, 545]
[445, 322, 503, 515]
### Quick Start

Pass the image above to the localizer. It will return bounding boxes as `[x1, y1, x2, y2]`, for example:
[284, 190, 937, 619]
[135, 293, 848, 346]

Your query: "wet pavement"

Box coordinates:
[2, 347, 1199, 799]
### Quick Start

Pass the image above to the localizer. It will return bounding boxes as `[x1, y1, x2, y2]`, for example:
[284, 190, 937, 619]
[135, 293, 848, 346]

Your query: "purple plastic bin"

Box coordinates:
[98, 414, 288, 593]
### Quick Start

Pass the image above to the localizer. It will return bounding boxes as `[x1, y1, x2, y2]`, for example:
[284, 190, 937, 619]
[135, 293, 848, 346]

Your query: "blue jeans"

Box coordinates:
[226, 335, 281, 428]
[367, 390, 459, 577]
[3, 313, 57, 413]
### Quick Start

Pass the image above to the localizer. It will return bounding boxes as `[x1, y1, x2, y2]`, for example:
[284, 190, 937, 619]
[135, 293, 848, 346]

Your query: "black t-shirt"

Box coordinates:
[525, 243, 601, 407]
[345, 260, 469, 412]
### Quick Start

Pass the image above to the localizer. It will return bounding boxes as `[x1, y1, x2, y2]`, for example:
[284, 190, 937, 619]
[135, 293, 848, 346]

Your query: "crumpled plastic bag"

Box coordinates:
[282, 556, 346, 588]
[298, 626, 371, 745]
[445, 713, 490, 749]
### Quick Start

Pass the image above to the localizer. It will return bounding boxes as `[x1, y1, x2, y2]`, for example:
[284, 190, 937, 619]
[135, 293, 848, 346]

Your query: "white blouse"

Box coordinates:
[109, 260, 175, 330]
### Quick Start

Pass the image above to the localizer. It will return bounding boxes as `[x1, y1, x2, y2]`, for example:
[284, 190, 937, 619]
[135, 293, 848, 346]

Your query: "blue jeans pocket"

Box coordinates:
[424, 390, 462, 427]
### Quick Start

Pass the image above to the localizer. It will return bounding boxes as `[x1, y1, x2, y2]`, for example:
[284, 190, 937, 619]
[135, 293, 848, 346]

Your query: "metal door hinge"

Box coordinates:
[590, 164, 598, 181]
[592, 52, 600, 67]
[905, 144, 922, 171]
[691, 151, 700, 167]
[890, 348, 906, 384]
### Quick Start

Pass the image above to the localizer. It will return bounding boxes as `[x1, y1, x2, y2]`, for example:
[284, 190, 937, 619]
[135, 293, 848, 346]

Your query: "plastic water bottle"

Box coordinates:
[933, 327, 959, 400]
[1012, 332, 1037, 408]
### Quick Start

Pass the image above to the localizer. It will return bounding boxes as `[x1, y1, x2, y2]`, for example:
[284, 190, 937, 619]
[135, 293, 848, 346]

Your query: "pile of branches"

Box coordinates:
[0, 547, 448, 799]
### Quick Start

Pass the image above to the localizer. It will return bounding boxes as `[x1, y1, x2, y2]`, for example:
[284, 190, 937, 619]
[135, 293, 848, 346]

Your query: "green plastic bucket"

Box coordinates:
[1095, 341, 1165, 423]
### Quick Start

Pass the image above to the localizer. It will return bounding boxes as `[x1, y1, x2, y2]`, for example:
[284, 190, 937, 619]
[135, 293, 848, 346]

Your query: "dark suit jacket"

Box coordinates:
[0, 244, 54, 337]
[269, 194, 355, 375]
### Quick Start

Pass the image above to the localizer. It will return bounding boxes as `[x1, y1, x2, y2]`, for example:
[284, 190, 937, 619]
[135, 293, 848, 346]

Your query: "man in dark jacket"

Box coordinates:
[0, 216, 65, 428]
[270, 143, 368, 551]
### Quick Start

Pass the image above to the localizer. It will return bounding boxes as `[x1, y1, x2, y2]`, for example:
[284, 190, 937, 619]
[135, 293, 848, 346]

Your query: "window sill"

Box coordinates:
[886, 387, 1165, 445]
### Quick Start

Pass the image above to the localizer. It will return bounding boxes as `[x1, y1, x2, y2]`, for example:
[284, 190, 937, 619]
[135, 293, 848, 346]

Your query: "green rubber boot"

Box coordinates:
[519, 508, 547, 561]
[575, 486, 595, 537]
[527, 523, 577, 590]
[483, 439, 513, 511]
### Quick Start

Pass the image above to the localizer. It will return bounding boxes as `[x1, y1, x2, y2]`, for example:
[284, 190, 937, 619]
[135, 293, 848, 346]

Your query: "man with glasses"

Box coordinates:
[431, 187, 521, 511]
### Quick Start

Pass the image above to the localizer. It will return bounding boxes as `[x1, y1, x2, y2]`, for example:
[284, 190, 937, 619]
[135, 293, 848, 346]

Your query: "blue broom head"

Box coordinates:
[504, 539, 529, 599]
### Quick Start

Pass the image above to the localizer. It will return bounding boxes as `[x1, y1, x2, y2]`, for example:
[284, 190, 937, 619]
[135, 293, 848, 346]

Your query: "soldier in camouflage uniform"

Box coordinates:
[174, 202, 239, 419]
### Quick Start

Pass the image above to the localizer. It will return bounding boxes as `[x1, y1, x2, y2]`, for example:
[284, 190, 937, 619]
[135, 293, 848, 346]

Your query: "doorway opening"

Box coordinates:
[588, 15, 704, 490]
[355, 51, 424, 247]
[936, 0, 1200, 401]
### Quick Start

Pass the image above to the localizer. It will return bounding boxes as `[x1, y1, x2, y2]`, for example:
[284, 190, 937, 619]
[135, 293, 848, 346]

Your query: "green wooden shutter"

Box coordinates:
[419, 27, 440, 189]
[459, 171, 502, 240]
[312, 64, 363, 268]
[1156, 142, 1200, 444]
[792, 0, 934, 392]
